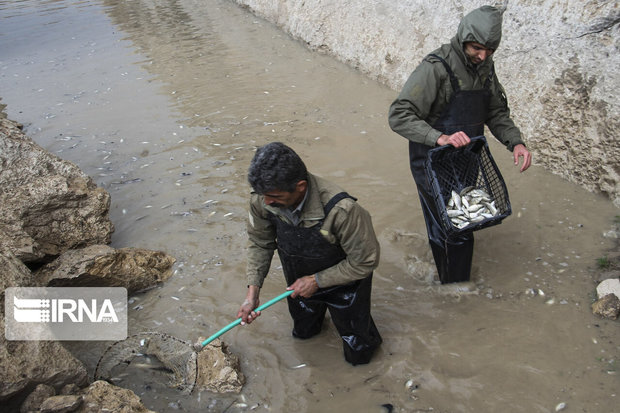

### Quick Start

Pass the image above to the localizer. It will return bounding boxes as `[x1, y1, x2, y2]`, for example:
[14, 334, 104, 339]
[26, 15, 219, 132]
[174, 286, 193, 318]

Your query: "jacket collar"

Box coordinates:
[300, 173, 325, 221]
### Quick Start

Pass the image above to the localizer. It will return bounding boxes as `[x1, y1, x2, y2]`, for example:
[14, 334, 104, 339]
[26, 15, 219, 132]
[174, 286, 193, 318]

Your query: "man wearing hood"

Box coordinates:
[388, 5, 532, 284]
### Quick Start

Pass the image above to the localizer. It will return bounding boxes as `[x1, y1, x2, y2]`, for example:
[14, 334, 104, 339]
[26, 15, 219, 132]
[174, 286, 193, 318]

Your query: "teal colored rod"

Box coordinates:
[199, 290, 294, 348]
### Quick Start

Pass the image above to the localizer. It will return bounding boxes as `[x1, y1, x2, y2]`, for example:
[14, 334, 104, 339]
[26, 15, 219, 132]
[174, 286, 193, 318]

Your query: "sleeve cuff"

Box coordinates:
[424, 129, 442, 147]
[507, 141, 525, 151]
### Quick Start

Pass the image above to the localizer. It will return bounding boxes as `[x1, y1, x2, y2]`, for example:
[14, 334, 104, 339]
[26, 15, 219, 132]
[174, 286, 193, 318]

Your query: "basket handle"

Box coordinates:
[466, 135, 486, 153]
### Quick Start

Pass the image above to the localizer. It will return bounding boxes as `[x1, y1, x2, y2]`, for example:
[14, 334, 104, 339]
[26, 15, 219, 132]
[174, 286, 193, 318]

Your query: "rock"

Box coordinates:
[596, 278, 620, 300]
[76, 381, 155, 413]
[0, 317, 89, 402]
[0, 247, 36, 295]
[39, 395, 82, 413]
[195, 338, 245, 393]
[59, 384, 81, 396]
[20, 384, 55, 413]
[35, 245, 176, 294]
[0, 117, 114, 264]
[592, 294, 620, 320]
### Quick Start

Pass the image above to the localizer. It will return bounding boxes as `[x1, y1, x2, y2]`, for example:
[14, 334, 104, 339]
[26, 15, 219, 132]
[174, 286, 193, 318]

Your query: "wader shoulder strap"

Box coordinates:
[428, 53, 460, 92]
[429, 54, 495, 91]
[323, 192, 357, 216]
[484, 63, 495, 89]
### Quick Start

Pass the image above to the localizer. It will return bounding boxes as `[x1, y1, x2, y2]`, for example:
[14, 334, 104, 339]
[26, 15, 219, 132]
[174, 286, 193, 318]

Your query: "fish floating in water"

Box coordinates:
[446, 186, 499, 229]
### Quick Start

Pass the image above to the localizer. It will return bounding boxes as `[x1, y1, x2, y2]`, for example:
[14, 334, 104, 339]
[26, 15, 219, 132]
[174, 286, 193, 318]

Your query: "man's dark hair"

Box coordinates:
[248, 142, 308, 193]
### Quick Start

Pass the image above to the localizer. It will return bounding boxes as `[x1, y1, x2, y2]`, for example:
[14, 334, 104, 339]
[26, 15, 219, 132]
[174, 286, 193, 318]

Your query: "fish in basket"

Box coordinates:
[424, 135, 512, 236]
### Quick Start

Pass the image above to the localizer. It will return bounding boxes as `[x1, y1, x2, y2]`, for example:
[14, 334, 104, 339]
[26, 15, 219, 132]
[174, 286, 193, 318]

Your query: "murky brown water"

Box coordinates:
[1, 0, 618, 412]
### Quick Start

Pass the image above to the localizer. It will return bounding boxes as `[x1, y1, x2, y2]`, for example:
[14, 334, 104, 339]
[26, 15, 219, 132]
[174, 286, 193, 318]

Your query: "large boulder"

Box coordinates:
[0, 318, 89, 402]
[0, 118, 114, 264]
[19, 383, 56, 413]
[35, 245, 176, 294]
[0, 244, 36, 295]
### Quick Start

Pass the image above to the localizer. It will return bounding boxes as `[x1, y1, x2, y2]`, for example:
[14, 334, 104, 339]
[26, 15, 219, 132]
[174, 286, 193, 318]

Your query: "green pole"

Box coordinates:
[199, 290, 294, 348]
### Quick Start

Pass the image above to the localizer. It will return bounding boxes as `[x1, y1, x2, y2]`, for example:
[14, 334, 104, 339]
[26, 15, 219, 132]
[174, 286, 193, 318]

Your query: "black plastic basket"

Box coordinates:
[424, 135, 511, 236]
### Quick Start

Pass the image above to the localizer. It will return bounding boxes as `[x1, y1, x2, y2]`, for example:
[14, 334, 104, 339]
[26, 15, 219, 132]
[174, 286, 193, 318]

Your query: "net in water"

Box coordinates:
[94, 331, 198, 394]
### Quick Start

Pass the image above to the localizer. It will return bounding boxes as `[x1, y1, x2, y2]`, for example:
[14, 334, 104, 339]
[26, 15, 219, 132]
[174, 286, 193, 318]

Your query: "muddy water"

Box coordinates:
[1, 0, 618, 412]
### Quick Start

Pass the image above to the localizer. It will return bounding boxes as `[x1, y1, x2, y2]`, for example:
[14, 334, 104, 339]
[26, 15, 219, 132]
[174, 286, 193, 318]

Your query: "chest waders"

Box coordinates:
[268, 192, 382, 365]
[409, 54, 492, 284]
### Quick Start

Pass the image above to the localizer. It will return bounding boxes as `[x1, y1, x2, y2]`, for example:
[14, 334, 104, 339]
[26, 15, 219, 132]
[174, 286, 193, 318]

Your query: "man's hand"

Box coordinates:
[437, 132, 471, 148]
[287, 275, 319, 298]
[513, 144, 532, 172]
[237, 285, 261, 325]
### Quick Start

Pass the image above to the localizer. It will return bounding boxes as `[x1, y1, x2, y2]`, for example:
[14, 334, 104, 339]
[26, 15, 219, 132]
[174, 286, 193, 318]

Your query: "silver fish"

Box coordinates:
[451, 190, 462, 210]
[460, 186, 475, 196]
[445, 186, 500, 229]
[461, 196, 470, 209]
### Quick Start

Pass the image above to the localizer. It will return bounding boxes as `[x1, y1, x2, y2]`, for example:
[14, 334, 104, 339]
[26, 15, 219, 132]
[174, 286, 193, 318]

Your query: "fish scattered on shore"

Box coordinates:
[446, 186, 499, 229]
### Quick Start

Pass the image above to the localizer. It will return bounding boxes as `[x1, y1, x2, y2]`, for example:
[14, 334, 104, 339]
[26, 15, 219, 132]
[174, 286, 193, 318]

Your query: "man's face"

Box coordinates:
[464, 42, 494, 65]
[263, 181, 307, 209]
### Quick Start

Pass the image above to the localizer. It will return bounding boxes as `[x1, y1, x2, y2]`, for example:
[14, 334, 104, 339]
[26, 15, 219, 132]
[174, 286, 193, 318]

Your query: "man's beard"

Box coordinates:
[468, 55, 482, 65]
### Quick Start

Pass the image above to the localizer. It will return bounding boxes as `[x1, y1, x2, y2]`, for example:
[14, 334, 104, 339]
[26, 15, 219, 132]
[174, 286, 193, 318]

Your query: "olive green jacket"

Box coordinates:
[388, 5, 524, 151]
[246, 173, 380, 289]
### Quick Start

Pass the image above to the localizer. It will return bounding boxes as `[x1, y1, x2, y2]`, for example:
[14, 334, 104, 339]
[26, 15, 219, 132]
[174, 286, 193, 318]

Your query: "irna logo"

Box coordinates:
[13, 296, 119, 323]
[5, 287, 127, 341]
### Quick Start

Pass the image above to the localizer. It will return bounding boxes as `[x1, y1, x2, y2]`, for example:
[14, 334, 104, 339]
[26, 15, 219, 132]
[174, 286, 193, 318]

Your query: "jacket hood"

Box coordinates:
[456, 5, 503, 51]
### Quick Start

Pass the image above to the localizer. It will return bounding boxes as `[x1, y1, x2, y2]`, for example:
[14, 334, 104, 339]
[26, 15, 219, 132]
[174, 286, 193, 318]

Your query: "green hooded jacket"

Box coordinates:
[388, 5, 524, 151]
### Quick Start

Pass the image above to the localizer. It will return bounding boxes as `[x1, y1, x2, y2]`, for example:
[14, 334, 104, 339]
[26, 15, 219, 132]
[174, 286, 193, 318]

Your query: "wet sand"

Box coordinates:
[1, 0, 618, 412]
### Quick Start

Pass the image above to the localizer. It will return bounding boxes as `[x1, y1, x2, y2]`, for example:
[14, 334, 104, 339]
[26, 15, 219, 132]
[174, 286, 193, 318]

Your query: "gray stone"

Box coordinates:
[39, 395, 82, 413]
[20, 384, 55, 413]
[36, 244, 176, 294]
[0, 118, 114, 264]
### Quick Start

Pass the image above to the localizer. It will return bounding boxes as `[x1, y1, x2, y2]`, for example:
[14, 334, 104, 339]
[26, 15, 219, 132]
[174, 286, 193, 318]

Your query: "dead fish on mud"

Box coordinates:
[446, 186, 499, 229]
